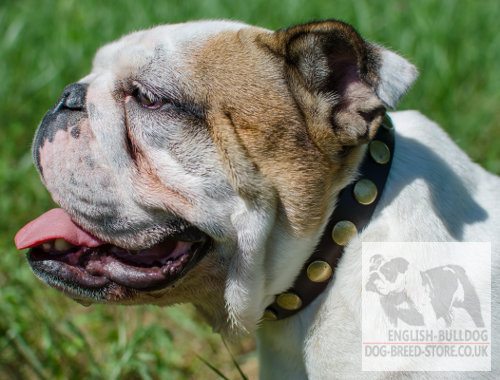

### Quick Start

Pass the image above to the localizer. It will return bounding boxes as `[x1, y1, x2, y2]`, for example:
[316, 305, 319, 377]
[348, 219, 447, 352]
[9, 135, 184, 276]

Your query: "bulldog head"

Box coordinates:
[16, 20, 417, 334]
[366, 255, 411, 296]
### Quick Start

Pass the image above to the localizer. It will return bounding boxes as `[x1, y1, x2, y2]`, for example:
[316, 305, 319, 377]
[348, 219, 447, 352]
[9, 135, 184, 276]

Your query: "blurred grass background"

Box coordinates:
[1, 0, 499, 378]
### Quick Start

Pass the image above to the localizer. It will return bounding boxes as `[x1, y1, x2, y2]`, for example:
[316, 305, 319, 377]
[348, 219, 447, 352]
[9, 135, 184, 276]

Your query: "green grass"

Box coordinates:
[1, 0, 499, 378]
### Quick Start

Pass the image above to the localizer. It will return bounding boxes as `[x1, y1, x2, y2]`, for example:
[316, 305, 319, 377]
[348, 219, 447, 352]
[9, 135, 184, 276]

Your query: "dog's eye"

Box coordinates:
[133, 89, 164, 109]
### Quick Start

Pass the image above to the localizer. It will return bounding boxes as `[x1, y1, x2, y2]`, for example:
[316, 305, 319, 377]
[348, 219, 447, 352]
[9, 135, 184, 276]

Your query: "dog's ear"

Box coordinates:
[393, 258, 410, 273]
[262, 20, 418, 146]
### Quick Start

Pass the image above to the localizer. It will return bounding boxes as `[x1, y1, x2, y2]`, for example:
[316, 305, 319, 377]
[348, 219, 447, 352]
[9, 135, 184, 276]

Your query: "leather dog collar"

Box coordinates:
[263, 114, 395, 321]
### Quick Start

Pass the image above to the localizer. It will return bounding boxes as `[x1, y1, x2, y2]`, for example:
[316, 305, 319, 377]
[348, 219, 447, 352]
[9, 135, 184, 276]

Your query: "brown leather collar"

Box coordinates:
[263, 114, 395, 321]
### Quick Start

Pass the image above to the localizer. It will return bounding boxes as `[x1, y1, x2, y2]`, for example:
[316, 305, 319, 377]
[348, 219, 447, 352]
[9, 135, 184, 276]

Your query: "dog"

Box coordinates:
[366, 255, 485, 328]
[15, 20, 499, 378]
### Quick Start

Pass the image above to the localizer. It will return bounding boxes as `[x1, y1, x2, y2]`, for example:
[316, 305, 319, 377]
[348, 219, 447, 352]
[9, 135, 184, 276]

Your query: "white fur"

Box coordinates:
[374, 46, 419, 108]
[92, 20, 248, 70]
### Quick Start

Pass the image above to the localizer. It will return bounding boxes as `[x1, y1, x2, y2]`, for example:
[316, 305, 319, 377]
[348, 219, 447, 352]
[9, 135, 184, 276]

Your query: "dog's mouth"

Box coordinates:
[15, 209, 210, 298]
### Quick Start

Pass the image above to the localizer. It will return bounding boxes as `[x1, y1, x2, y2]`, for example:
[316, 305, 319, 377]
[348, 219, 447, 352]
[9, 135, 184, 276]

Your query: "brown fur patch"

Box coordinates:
[188, 28, 336, 235]
[183, 23, 385, 235]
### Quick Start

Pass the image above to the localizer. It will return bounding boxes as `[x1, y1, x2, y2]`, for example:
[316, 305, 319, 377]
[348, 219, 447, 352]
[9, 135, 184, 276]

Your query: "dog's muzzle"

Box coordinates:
[15, 208, 211, 299]
[33, 82, 88, 177]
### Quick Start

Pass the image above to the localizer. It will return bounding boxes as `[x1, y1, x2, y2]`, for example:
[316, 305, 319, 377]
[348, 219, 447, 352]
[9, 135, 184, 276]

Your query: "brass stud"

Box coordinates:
[307, 260, 333, 282]
[353, 179, 378, 205]
[332, 220, 357, 246]
[276, 292, 302, 311]
[369, 140, 390, 164]
[263, 309, 278, 321]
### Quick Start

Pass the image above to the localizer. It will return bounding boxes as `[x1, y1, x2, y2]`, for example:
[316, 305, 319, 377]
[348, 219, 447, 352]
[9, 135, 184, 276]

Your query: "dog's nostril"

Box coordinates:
[60, 82, 89, 111]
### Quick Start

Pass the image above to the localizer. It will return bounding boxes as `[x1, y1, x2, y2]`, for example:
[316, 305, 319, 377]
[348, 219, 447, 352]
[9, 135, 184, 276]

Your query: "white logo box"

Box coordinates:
[362, 242, 491, 372]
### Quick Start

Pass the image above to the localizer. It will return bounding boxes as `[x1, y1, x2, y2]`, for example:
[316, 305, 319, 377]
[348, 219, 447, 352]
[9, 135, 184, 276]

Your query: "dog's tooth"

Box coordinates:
[54, 238, 72, 251]
[41, 242, 52, 252]
[161, 264, 181, 276]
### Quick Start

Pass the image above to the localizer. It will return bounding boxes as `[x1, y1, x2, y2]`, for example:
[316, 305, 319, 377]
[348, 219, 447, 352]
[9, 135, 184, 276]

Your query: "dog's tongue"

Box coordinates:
[15, 208, 103, 250]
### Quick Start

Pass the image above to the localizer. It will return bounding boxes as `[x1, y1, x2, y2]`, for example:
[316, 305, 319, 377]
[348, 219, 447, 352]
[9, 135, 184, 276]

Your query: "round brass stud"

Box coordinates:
[276, 292, 302, 311]
[263, 309, 278, 321]
[369, 140, 390, 164]
[332, 220, 357, 246]
[307, 260, 333, 283]
[353, 179, 378, 205]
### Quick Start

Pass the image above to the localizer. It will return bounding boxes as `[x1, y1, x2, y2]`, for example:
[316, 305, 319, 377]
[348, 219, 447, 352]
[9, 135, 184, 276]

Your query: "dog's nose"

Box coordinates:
[53, 82, 88, 112]
[33, 82, 89, 177]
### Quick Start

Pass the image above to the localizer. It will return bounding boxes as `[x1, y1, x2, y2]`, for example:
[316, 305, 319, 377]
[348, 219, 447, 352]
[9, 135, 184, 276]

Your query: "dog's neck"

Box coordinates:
[263, 114, 395, 321]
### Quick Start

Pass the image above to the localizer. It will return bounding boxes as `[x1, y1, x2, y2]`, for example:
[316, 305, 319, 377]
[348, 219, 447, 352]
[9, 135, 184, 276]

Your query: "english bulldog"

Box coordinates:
[366, 255, 485, 328]
[15, 20, 499, 379]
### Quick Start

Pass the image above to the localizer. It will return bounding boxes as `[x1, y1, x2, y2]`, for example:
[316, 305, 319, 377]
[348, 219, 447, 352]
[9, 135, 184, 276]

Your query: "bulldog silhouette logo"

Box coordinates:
[365, 255, 484, 328]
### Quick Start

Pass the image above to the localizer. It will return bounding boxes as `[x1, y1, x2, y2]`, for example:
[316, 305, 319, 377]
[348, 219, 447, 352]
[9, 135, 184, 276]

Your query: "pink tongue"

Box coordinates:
[15, 208, 103, 250]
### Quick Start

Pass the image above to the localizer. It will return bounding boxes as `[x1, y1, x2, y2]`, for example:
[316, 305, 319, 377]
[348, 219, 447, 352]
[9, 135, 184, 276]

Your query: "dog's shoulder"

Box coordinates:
[378, 111, 500, 243]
